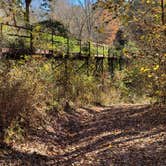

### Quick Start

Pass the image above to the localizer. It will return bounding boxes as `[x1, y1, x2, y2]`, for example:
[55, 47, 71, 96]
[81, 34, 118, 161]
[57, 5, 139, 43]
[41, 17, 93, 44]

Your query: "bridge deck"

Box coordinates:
[0, 48, 112, 60]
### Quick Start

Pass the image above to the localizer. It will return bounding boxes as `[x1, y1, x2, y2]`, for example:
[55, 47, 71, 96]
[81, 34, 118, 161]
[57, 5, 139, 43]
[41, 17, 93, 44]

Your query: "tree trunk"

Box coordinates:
[0, 129, 5, 145]
[0, 114, 5, 144]
[25, 0, 32, 24]
[161, 0, 165, 25]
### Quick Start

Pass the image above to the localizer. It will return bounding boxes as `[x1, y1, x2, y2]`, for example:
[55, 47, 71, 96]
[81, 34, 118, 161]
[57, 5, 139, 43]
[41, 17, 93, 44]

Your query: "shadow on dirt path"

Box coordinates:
[0, 104, 166, 165]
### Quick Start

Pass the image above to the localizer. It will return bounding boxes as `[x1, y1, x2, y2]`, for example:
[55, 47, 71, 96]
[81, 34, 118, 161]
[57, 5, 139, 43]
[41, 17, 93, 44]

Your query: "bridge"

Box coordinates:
[0, 23, 127, 76]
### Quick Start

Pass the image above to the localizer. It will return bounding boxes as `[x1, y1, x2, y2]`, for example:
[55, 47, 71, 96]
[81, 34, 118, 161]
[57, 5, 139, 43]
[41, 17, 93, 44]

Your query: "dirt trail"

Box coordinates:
[0, 104, 166, 166]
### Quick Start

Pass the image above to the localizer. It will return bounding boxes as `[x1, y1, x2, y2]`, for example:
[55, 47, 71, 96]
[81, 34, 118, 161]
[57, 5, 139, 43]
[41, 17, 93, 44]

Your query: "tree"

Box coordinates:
[75, 0, 98, 40]
[0, 0, 31, 25]
[70, 5, 87, 39]
[92, 2, 120, 44]
[0, 0, 23, 25]
[100, 0, 166, 103]
[23, 0, 53, 24]
[49, 0, 73, 32]
[24, 0, 32, 23]
[161, 0, 165, 25]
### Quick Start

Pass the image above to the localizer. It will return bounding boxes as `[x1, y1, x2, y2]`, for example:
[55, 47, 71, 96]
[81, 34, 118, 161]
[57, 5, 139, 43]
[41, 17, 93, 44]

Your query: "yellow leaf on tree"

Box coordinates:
[140, 67, 144, 72]
[148, 74, 152, 78]
[153, 65, 159, 71]
[43, 64, 50, 72]
[140, 67, 150, 73]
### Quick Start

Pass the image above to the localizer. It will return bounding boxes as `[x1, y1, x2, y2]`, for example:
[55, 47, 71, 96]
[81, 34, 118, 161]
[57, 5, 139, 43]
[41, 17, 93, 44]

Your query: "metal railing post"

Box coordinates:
[97, 42, 99, 56]
[30, 25, 33, 52]
[79, 39, 82, 55]
[88, 41, 90, 57]
[52, 29, 54, 53]
[0, 23, 3, 58]
[103, 45, 105, 57]
[67, 37, 69, 56]
[0, 23, 3, 39]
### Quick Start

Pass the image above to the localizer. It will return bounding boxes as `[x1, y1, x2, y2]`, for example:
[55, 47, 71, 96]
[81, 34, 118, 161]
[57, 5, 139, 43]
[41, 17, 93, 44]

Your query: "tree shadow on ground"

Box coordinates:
[95, 140, 166, 166]
[67, 105, 165, 145]
[0, 143, 48, 166]
[0, 105, 165, 165]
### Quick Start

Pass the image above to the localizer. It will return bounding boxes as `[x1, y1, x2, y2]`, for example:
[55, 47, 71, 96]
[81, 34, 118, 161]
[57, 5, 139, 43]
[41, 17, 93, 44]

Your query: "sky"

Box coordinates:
[31, 0, 85, 9]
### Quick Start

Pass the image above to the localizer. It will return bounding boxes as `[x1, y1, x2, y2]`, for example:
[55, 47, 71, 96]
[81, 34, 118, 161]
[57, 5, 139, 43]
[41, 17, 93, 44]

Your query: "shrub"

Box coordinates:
[0, 59, 54, 143]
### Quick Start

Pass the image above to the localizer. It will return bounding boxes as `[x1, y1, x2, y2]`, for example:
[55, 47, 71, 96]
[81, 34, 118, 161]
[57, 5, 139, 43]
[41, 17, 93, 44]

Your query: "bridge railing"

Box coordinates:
[0, 23, 110, 58]
[0, 23, 31, 48]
